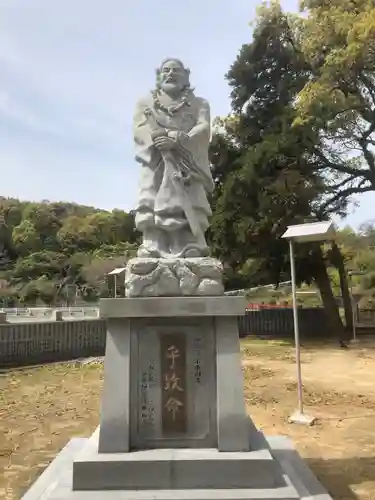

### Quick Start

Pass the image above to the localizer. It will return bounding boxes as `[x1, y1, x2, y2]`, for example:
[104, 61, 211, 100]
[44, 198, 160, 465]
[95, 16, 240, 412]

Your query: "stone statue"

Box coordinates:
[127, 59, 223, 297]
[133, 58, 214, 259]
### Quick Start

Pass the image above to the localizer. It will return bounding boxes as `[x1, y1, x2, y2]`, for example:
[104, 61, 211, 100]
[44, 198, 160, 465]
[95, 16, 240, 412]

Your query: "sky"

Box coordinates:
[0, 0, 373, 229]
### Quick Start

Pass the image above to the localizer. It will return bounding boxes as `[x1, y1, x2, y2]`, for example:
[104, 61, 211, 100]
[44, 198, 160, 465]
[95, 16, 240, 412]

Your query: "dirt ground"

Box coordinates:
[1, 339, 375, 500]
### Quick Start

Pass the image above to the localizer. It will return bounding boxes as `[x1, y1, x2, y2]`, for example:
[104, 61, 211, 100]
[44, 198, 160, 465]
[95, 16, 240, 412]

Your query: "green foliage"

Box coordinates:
[209, 2, 324, 288]
[12, 251, 65, 282]
[361, 272, 375, 291]
[294, 0, 375, 206]
[0, 197, 138, 305]
[12, 220, 41, 256]
[0, 285, 19, 307]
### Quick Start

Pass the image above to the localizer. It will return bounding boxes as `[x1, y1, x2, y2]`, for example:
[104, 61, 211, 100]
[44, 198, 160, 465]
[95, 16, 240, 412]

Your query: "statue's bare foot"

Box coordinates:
[184, 247, 201, 258]
[137, 228, 168, 258]
[137, 245, 161, 258]
[182, 244, 209, 258]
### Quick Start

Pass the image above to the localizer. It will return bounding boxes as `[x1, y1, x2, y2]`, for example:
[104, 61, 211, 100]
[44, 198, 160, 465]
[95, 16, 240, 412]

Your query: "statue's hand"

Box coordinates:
[168, 131, 189, 145]
[176, 131, 189, 144]
[151, 128, 167, 141]
[153, 136, 176, 151]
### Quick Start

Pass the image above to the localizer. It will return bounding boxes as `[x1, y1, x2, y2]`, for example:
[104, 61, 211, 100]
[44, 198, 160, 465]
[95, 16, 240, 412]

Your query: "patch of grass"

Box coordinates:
[242, 343, 295, 362]
[0, 363, 103, 500]
[283, 382, 375, 410]
[2, 344, 375, 500]
[241, 337, 293, 347]
[242, 364, 275, 380]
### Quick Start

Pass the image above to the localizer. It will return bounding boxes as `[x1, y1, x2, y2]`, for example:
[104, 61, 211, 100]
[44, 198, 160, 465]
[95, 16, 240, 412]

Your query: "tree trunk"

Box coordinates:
[312, 245, 346, 340]
[331, 242, 352, 339]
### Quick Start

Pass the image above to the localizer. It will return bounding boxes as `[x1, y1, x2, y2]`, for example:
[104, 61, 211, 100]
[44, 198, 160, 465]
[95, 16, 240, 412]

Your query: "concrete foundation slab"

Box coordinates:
[288, 411, 316, 426]
[72, 431, 286, 491]
[21, 435, 333, 500]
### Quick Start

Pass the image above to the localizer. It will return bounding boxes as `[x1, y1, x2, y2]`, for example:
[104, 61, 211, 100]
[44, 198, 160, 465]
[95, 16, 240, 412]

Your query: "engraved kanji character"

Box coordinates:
[165, 397, 183, 421]
[164, 372, 183, 392]
[166, 345, 180, 369]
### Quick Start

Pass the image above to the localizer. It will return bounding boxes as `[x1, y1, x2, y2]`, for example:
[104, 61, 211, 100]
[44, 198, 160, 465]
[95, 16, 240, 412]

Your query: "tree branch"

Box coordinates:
[320, 185, 373, 213]
[358, 139, 375, 182]
[358, 72, 375, 109]
[312, 148, 370, 179]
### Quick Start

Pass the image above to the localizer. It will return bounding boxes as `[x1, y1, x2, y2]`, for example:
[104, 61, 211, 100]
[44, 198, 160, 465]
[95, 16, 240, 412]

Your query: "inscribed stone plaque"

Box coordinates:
[136, 328, 160, 439]
[130, 318, 217, 449]
[160, 333, 187, 434]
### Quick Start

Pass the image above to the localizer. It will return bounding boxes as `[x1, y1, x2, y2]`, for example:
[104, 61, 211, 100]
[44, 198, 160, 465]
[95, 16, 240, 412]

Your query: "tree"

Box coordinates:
[209, 1, 346, 337]
[294, 0, 375, 209]
[11, 251, 65, 283]
[35, 276, 57, 306]
[82, 255, 128, 297]
[12, 220, 41, 256]
[210, 1, 319, 280]
[56, 216, 99, 252]
[56, 211, 138, 252]
[22, 202, 62, 249]
[0, 216, 11, 273]
[0, 285, 19, 307]
[19, 280, 40, 306]
[110, 209, 139, 244]
[85, 212, 116, 246]
[0, 198, 23, 270]
[328, 241, 353, 332]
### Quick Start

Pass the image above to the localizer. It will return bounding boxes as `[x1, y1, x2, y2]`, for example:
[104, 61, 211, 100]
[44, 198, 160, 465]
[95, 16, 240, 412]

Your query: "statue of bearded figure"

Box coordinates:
[133, 58, 214, 258]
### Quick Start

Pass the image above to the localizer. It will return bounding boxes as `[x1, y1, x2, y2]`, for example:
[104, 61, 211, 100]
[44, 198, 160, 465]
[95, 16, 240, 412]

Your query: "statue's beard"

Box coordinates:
[160, 81, 184, 95]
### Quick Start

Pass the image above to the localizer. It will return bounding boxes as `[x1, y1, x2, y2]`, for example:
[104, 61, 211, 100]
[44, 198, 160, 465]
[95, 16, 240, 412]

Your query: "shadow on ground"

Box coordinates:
[307, 456, 375, 500]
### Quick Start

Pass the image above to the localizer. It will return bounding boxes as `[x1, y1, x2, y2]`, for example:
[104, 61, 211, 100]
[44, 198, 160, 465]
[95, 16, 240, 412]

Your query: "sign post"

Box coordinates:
[282, 221, 336, 426]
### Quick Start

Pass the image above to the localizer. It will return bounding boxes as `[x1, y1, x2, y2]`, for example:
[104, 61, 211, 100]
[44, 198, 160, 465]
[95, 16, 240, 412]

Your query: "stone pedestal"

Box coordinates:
[97, 297, 250, 455]
[21, 296, 333, 500]
[125, 257, 224, 297]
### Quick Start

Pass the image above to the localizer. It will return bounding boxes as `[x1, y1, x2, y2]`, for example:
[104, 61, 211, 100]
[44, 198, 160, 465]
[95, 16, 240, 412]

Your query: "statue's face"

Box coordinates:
[158, 60, 189, 93]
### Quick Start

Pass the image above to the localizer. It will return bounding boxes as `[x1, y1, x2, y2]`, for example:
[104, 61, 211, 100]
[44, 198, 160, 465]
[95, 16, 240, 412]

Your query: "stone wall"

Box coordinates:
[1, 307, 370, 368]
[238, 307, 330, 338]
[0, 319, 106, 368]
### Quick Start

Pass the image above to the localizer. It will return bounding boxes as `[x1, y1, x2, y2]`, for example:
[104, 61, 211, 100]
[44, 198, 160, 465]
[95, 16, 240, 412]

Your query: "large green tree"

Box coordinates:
[210, 2, 318, 279]
[294, 0, 375, 209]
[209, 2, 346, 337]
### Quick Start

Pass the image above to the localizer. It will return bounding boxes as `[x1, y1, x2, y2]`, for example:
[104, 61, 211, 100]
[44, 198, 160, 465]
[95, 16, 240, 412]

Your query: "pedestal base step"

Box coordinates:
[73, 431, 285, 491]
[21, 436, 333, 500]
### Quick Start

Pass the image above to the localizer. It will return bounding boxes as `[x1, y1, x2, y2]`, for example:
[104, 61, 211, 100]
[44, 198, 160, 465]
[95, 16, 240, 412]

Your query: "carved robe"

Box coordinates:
[133, 91, 214, 235]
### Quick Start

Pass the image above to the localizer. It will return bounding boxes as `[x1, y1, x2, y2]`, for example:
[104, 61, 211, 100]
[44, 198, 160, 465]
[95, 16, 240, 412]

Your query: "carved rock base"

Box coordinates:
[125, 257, 224, 297]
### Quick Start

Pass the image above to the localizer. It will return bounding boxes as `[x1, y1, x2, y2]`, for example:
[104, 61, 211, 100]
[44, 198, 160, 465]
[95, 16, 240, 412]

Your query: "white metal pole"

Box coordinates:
[349, 272, 357, 342]
[289, 239, 304, 415]
[350, 278, 357, 341]
[114, 274, 117, 299]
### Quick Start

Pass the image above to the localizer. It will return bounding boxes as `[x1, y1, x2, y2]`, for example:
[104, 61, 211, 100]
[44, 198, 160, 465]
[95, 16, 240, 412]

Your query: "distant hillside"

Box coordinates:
[0, 196, 374, 309]
[0, 197, 139, 306]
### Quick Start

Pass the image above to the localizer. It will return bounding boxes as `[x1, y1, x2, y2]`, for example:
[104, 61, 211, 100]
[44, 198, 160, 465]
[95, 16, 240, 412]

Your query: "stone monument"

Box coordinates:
[126, 57, 223, 297]
[21, 59, 332, 500]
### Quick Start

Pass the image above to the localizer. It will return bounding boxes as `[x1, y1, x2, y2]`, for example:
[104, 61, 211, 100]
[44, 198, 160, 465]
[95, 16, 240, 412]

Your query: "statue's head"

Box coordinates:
[156, 58, 191, 94]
